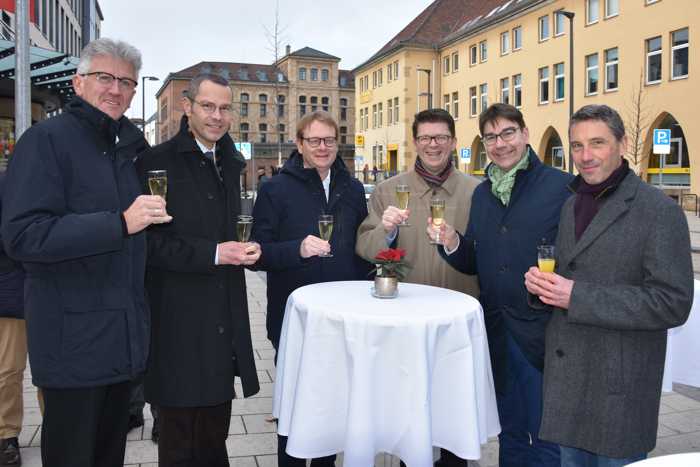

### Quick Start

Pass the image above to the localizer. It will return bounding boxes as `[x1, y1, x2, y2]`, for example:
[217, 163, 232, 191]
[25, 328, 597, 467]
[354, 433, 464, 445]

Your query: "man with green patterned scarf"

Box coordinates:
[431, 104, 573, 467]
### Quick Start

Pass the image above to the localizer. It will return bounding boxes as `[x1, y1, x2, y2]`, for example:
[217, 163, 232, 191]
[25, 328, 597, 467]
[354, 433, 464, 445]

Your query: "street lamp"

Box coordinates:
[557, 10, 575, 174]
[141, 76, 159, 134]
[416, 67, 432, 109]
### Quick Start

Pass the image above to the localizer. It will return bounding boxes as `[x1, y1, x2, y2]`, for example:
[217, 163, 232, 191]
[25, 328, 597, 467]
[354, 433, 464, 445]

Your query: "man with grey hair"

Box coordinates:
[525, 104, 693, 466]
[1, 38, 170, 466]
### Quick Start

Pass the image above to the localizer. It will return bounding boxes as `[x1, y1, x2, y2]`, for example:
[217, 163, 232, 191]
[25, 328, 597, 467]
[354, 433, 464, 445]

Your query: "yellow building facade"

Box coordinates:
[355, 0, 698, 200]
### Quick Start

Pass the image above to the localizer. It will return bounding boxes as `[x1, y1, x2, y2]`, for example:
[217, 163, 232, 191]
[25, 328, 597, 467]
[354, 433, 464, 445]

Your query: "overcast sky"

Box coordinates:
[99, 0, 433, 121]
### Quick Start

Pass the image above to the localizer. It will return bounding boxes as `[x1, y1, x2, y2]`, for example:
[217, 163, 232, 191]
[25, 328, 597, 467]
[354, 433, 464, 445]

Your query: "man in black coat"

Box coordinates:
[137, 73, 261, 467]
[252, 110, 370, 467]
[1, 38, 170, 467]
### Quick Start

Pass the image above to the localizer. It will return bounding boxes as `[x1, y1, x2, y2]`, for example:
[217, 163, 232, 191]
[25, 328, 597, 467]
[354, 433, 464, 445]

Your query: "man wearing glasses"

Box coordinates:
[252, 110, 370, 467]
[432, 103, 572, 467]
[136, 73, 260, 466]
[356, 108, 480, 467]
[1, 38, 170, 466]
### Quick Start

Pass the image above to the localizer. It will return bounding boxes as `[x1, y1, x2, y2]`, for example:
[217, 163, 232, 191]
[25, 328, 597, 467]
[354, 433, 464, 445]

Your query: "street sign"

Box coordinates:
[460, 148, 471, 163]
[235, 142, 252, 160]
[653, 129, 671, 155]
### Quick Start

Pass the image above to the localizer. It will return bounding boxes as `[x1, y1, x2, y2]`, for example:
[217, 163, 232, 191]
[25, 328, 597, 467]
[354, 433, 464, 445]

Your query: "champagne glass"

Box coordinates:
[237, 215, 253, 242]
[429, 197, 446, 245]
[318, 214, 334, 258]
[147, 170, 167, 199]
[395, 184, 410, 226]
[537, 245, 556, 273]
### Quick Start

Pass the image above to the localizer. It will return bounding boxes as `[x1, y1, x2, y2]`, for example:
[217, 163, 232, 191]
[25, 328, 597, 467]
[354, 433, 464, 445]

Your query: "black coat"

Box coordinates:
[0, 174, 24, 319]
[137, 117, 259, 406]
[1, 96, 149, 388]
[251, 151, 371, 347]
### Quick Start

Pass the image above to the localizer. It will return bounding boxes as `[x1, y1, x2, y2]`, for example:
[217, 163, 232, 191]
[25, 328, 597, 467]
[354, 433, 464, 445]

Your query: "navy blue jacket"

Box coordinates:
[0, 173, 24, 319]
[251, 151, 371, 347]
[1, 97, 149, 388]
[441, 149, 573, 393]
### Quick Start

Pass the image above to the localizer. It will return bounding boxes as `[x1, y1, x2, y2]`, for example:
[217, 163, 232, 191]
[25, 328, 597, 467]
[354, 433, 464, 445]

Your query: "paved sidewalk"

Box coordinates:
[16, 270, 700, 466]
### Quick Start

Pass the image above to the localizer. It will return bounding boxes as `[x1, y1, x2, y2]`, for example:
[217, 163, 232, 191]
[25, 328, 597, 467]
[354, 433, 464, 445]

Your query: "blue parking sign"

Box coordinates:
[653, 129, 671, 155]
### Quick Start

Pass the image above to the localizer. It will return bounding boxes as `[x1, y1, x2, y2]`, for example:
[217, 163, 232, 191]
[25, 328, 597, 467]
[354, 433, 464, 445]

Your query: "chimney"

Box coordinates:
[286, 44, 291, 56]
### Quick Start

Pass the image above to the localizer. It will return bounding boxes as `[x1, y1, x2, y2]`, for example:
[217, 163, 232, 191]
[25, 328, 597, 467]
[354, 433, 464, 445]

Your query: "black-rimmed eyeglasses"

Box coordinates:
[302, 137, 337, 148]
[483, 127, 520, 146]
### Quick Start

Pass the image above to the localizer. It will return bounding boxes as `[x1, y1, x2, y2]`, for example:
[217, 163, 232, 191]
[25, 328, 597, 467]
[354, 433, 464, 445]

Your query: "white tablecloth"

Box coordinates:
[272, 281, 500, 467]
[662, 279, 700, 391]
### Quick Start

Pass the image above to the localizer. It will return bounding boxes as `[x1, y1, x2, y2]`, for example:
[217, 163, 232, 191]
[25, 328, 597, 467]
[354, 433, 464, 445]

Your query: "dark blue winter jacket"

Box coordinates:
[251, 151, 371, 347]
[441, 149, 573, 393]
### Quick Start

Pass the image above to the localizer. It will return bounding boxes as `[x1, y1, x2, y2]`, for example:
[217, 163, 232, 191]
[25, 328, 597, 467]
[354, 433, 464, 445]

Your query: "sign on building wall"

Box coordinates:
[355, 135, 365, 148]
[653, 129, 671, 155]
[235, 142, 253, 160]
[460, 148, 471, 163]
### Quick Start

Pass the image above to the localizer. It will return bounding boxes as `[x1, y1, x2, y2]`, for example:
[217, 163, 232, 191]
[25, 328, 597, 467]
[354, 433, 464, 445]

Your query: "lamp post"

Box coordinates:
[141, 76, 159, 134]
[558, 10, 575, 174]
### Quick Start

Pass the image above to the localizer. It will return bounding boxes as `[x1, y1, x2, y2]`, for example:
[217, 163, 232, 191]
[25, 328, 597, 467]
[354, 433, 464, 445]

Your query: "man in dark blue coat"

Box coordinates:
[252, 110, 370, 467]
[431, 104, 572, 467]
[1, 38, 171, 467]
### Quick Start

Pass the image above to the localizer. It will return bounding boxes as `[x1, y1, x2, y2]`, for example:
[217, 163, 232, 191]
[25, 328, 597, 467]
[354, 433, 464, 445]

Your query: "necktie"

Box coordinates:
[204, 150, 223, 181]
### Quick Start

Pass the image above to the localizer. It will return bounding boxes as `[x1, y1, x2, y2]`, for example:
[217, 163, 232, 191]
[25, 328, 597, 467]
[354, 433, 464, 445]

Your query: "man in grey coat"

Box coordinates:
[525, 104, 693, 466]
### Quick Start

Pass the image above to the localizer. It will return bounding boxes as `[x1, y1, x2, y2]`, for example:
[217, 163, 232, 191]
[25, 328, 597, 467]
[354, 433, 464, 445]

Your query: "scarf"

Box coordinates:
[487, 148, 530, 205]
[414, 156, 453, 187]
[573, 158, 629, 241]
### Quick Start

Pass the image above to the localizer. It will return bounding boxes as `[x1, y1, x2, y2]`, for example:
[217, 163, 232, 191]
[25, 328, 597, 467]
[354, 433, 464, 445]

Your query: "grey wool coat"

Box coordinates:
[539, 170, 693, 458]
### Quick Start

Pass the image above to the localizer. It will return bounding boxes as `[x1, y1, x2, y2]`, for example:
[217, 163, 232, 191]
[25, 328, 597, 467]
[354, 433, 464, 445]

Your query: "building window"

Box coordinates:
[372, 104, 377, 128]
[469, 86, 477, 117]
[513, 74, 522, 108]
[513, 26, 522, 50]
[605, 0, 619, 18]
[605, 47, 619, 91]
[310, 96, 318, 112]
[393, 97, 399, 124]
[539, 66, 550, 104]
[340, 126, 347, 145]
[452, 52, 459, 72]
[500, 77, 510, 104]
[299, 95, 306, 117]
[364, 106, 369, 129]
[299, 67, 306, 80]
[500, 31, 510, 55]
[671, 28, 689, 80]
[393, 61, 399, 79]
[586, 53, 599, 95]
[277, 95, 285, 117]
[554, 10, 565, 36]
[259, 94, 267, 118]
[587, 0, 600, 24]
[321, 69, 329, 81]
[554, 62, 565, 101]
[311, 68, 318, 81]
[387, 99, 393, 124]
[539, 15, 550, 41]
[378, 69, 383, 87]
[240, 93, 249, 117]
[646, 36, 662, 83]
[387, 64, 393, 81]
[479, 83, 488, 113]
[240, 123, 249, 142]
[259, 123, 267, 143]
[321, 96, 329, 112]
[443, 56, 450, 75]
[551, 146, 565, 170]
[278, 123, 286, 143]
[378, 102, 383, 127]
[340, 98, 348, 121]
[479, 40, 488, 62]
[470, 45, 477, 65]
[452, 92, 459, 119]
[444, 94, 450, 114]
[359, 108, 365, 131]
[372, 71, 377, 88]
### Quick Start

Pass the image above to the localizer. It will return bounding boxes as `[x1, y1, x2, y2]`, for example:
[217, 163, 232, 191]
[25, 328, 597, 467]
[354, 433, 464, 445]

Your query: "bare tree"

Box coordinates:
[624, 70, 652, 175]
[264, 0, 287, 168]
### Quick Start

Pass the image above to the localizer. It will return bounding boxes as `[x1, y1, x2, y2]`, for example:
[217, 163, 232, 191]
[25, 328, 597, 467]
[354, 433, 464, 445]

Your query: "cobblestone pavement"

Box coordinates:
[16, 268, 700, 466]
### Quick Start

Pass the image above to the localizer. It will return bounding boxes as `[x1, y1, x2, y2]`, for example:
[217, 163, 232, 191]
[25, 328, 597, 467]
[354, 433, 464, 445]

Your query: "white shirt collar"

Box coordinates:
[322, 170, 331, 201]
[194, 138, 216, 155]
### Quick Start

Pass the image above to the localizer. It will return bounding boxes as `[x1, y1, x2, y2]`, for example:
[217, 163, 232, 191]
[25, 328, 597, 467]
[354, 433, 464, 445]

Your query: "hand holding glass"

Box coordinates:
[429, 198, 446, 245]
[395, 184, 410, 226]
[537, 245, 556, 273]
[147, 170, 167, 199]
[318, 214, 334, 257]
[237, 215, 253, 242]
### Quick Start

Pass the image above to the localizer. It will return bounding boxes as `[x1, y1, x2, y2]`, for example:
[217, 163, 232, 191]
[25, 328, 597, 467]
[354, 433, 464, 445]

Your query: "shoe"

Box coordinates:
[128, 412, 144, 431]
[0, 437, 21, 466]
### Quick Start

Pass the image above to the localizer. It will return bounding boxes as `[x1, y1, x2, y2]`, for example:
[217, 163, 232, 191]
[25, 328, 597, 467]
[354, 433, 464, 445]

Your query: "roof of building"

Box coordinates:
[355, 0, 542, 71]
[288, 47, 340, 61]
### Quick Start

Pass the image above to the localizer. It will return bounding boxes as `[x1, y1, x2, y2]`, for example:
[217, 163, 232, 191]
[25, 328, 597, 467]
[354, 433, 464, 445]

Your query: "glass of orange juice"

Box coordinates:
[537, 245, 556, 273]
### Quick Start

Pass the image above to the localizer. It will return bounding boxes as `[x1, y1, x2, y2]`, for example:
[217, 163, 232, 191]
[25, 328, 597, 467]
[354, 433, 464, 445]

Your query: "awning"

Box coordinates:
[0, 39, 80, 112]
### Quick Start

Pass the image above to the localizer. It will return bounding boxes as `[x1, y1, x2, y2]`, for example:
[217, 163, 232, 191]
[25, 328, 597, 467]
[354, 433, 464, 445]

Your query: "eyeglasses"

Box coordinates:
[302, 137, 337, 148]
[191, 99, 233, 116]
[81, 72, 138, 91]
[415, 134, 452, 146]
[483, 127, 520, 146]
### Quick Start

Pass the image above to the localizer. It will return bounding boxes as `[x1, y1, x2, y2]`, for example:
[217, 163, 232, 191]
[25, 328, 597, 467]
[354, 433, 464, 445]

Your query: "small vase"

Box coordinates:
[373, 275, 398, 298]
